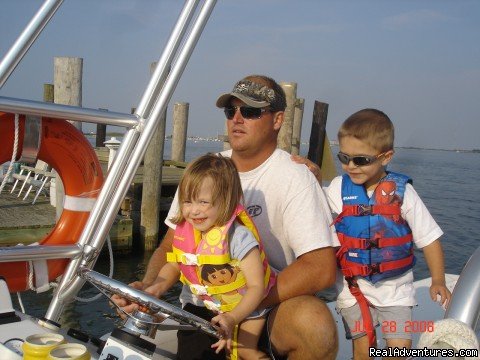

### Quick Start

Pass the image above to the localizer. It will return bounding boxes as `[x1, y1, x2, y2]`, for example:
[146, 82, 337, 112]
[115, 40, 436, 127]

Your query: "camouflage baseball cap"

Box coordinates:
[216, 79, 281, 110]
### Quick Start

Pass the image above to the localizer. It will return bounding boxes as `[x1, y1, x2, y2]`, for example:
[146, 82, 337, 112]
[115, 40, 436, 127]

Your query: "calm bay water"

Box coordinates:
[15, 139, 480, 338]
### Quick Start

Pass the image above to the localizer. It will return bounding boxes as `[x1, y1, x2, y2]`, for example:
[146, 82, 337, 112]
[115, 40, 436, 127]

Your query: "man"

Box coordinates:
[114, 75, 339, 359]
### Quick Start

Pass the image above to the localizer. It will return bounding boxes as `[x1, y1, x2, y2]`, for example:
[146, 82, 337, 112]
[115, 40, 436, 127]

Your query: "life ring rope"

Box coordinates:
[0, 113, 20, 194]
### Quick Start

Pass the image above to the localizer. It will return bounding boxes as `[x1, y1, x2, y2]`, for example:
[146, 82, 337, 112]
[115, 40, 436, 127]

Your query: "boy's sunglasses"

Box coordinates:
[224, 106, 271, 120]
[337, 152, 385, 167]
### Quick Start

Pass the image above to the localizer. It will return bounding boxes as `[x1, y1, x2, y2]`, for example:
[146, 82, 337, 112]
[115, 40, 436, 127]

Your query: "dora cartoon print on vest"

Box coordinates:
[201, 263, 243, 306]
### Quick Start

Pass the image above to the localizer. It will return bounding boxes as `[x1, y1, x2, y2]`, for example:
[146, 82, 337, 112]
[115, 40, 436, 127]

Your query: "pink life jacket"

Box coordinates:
[167, 204, 276, 312]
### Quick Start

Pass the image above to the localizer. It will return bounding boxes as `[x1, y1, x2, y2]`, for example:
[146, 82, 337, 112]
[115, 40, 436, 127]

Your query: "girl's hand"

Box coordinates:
[210, 313, 236, 353]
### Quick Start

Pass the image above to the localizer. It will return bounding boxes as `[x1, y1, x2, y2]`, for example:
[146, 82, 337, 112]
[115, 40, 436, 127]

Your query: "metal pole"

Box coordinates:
[0, 96, 138, 127]
[84, 0, 218, 259]
[0, 0, 63, 88]
[45, 0, 217, 320]
[136, 0, 199, 119]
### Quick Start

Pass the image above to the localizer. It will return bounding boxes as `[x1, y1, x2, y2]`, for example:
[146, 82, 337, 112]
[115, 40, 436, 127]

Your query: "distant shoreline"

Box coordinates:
[83, 133, 479, 154]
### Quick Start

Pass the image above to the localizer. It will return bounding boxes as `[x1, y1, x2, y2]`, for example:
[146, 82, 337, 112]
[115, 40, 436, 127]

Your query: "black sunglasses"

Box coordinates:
[224, 106, 270, 120]
[337, 152, 385, 167]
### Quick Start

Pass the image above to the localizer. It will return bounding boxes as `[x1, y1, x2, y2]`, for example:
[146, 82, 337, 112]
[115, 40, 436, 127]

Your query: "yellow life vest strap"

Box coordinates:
[218, 301, 239, 312]
[166, 248, 231, 265]
[230, 325, 239, 360]
[189, 275, 246, 296]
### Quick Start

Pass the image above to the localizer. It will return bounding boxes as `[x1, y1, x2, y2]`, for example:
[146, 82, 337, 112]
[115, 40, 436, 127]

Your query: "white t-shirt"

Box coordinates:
[324, 175, 443, 308]
[166, 149, 338, 273]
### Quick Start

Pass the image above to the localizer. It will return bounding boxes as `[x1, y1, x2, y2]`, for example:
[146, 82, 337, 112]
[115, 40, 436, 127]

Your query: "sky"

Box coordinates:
[1, 0, 479, 151]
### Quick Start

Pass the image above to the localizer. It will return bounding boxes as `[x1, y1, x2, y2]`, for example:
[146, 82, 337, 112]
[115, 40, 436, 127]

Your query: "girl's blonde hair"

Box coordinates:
[338, 108, 394, 152]
[171, 153, 243, 226]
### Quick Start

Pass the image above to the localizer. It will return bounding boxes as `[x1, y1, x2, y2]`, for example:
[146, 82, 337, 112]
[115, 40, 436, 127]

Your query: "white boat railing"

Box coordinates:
[0, 0, 217, 324]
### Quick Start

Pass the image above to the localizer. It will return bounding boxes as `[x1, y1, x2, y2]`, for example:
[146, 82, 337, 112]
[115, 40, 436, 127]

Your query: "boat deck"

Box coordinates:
[0, 186, 55, 244]
[0, 158, 185, 247]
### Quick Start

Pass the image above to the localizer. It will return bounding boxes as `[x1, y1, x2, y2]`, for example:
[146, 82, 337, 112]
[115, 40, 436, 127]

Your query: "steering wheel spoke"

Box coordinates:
[78, 267, 220, 339]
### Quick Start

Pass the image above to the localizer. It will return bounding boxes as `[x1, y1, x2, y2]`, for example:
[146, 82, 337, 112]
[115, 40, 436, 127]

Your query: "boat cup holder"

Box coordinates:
[122, 310, 159, 339]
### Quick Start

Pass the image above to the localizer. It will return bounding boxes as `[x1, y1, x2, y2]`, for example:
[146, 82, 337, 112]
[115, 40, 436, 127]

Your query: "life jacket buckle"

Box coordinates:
[346, 276, 358, 288]
[204, 300, 221, 312]
[366, 237, 379, 249]
[190, 284, 208, 295]
[357, 204, 372, 215]
[370, 263, 380, 275]
[181, 253, 198, 265]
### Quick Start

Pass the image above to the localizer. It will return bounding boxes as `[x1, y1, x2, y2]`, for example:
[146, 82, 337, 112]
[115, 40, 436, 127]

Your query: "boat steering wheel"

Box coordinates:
[78, 267, 220, 339]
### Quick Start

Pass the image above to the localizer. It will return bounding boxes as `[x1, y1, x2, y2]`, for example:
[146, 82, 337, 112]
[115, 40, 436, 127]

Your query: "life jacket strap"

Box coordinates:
[340, 254, 415, 278]
[166, 250, 231, 265]
[341, 204, 401, 217]
[203, 299, 239, 313]
[331, 203, 402, 226]
[188, 276, 246, 296]
[346, 278, 376, 347]
[337, 233, 413, 249]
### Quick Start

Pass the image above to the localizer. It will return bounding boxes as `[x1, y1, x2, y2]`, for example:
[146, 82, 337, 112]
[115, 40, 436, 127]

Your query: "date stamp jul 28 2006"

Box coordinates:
[352, 320, 435, 334]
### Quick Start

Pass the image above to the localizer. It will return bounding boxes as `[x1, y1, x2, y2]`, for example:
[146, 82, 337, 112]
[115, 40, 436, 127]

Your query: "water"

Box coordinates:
[14, 140, 480, 338]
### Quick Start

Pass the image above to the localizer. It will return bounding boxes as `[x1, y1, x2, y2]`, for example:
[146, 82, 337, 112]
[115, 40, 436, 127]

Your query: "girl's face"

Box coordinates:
[181, 176, 220, 233]
[339, 136, 393, 191]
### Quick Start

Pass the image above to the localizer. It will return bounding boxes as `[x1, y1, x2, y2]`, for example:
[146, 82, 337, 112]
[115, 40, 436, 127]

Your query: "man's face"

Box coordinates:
[226, 98, 281, 156]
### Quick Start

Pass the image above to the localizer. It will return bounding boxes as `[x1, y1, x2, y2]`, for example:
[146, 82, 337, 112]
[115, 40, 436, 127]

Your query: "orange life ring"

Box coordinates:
[0, 112, 104, 292]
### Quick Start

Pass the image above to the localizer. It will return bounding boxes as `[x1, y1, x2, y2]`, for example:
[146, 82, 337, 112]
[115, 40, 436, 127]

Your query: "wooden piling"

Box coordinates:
[54, 57, 83, 131]
[171, 102, 189, 162]
[291, 98, 304, 155]
[43, 83, 54, 103]
[278, 82, 297, 153]
[307, 101, 329, 166]
[307, 101, 337, 182]
[140, 62, 167, 251]
[53, 57, 83, 219]
[96, 124, 107, 148]
[222, 122, 230, 151]
[96, 108, 108, 148]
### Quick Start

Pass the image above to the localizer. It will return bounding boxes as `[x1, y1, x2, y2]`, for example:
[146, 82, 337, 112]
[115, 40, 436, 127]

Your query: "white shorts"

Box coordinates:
[338, 304, 413, 340]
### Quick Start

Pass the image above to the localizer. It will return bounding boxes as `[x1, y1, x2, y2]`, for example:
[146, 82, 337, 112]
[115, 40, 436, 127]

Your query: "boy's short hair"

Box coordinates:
[171, 153, 243, 226]
[338, 108, 394, 152]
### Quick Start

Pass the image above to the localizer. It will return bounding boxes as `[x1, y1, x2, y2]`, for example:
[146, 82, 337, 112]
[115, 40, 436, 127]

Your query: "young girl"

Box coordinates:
[144, 153, 276, 360]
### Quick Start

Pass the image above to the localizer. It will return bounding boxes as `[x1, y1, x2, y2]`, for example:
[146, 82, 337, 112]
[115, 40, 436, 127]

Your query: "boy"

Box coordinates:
[324, 108, 451, 359]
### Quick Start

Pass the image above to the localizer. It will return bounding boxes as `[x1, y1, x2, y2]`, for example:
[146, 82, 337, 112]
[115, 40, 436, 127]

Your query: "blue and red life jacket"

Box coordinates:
[334, 171, 415, 346]
[335, 171, 415, 284]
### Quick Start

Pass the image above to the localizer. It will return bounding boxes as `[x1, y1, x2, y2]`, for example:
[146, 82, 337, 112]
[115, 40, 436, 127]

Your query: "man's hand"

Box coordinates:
[110, 280, 144, 318]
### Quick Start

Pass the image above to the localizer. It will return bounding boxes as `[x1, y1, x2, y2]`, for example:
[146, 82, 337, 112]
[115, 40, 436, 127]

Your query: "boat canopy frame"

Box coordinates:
[0, 0, 217, 322]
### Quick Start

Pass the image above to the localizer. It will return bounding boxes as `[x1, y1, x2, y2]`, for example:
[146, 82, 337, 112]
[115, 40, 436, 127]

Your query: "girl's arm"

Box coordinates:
[211, 247, 265, 352]
[422, 239, 452, 306]
[143, 262, 181, 298]
[229, 247, 265, 323]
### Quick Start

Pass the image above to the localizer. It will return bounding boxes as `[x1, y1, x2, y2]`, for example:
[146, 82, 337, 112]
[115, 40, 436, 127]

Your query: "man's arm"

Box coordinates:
[141, 227, 175, 287]
[259, 246, 336, 309]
